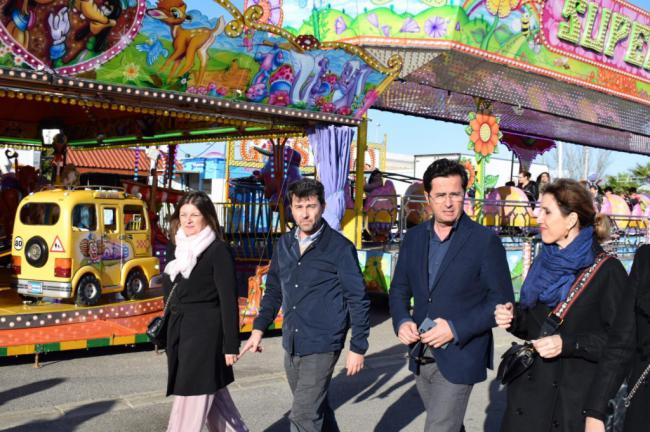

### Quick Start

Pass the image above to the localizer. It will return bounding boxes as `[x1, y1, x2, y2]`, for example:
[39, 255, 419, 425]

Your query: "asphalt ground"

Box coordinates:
[0, 299, 513, 431]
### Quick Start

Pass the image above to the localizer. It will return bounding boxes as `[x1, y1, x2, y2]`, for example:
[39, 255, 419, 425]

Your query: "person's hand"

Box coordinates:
[345, 352, 364, 376]
[397, 321, 420, 345]
[532, 335, 563, 359]
[225, 354, 237, 366]
[238, 329, 263, 359]
[48, 8, 70, 45]
[494, 302, 514, 329]
[585, 416, 606, 432]
[420, 318, 454, 348]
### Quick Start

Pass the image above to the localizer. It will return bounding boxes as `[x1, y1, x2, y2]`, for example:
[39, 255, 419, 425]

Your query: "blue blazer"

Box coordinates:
[389, 213, 514, 385]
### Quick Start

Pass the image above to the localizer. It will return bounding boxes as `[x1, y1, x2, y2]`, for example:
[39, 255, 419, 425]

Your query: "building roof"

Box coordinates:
[67, 148, 182, 176]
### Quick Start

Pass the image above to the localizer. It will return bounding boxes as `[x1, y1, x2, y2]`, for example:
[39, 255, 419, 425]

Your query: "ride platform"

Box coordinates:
[0, 267, 282, 359]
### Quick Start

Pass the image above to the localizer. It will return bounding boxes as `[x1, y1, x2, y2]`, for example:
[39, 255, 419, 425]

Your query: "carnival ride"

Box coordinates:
[0, 0, 402, 359]
[246, 0, 650, 295]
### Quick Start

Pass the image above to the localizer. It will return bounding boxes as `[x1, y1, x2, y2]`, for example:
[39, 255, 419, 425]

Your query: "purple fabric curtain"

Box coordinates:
[308, 125, 356, 231]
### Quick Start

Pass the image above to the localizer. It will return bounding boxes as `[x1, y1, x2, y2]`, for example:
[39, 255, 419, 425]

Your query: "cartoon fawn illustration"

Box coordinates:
[146, 0, 226, 85]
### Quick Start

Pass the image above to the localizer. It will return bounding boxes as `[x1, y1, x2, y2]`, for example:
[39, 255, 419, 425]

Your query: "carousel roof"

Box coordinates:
[0, 1, 401, 151]
[368, 48, 650, 155]
[272, 0, 650, 155]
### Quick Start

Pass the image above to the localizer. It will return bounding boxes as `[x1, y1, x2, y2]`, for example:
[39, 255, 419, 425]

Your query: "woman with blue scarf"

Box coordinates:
[494, 179, 628, 432]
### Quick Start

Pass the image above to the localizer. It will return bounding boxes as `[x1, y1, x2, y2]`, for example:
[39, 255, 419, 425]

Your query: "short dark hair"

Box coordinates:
[629, 187, 637, 193]
[170, 191, 223, 242]
[422, 158, 468, 193]
[519, 171, 531, 179]
[604, 186, 613, 193]
[288, 178, 325, 205]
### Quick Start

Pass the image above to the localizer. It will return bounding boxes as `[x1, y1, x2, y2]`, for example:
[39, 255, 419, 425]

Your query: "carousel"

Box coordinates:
[0, 0, 402, 360]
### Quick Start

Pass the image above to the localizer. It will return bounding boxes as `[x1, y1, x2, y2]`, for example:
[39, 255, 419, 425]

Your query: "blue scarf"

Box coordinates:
[519, 226, 595, 308]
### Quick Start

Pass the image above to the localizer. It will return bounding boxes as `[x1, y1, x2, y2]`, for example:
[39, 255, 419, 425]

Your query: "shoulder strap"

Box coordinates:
[539, 253, 611, 337]
[162, 276, 181, 315]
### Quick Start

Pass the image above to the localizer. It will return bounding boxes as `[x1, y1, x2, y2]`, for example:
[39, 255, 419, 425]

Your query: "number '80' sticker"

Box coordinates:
[14, 236, 23, 251]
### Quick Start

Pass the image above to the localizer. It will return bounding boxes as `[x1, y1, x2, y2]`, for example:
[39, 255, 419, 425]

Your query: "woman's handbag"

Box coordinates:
[497, 342, 536, 385]
[497, 253, 611, 385]
[146, 281, 179, 349]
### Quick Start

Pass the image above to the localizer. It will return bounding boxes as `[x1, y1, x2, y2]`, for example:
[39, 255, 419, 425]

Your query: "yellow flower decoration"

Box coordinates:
[123, 63, 140, 82]
[486, 0, 521, 18]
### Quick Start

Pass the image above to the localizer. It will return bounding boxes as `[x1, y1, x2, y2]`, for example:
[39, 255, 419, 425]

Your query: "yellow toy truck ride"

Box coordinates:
[10, 187, 161, 306]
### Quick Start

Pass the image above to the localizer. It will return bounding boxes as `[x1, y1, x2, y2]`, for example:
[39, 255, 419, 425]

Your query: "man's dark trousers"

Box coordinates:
[284, 351, 341, 432]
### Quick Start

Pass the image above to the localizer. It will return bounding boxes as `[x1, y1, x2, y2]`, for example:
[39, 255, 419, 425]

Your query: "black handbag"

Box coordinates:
[146, 280, 179, 349]
[497, 253, 611, 385]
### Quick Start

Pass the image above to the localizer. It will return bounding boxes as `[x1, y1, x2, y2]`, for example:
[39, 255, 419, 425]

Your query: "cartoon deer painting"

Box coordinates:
[146, 0, 225, 85]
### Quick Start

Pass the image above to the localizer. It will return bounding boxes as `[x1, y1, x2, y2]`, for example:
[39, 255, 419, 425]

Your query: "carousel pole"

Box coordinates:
[353, 118, 368, 248]
[274, 138, 287, 234]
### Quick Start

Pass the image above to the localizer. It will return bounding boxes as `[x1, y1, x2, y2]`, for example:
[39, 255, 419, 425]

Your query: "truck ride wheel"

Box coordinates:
[76, 274, 101, 306]
[123, 269, 147, 300]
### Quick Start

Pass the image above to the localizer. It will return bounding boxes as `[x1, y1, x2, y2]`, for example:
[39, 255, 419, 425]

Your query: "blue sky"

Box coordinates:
[183, 0, 650, 177]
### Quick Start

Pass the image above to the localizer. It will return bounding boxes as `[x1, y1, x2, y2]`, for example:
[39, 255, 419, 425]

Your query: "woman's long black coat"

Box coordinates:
[162, 239, 240, 396]
[500, 249, 629, 432]
[586, 245, 650, 431]
[623, 245, 650, 431]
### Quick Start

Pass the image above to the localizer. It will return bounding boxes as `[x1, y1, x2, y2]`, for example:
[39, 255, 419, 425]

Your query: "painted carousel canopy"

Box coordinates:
[273, 0, 650, 155]
[0, 0, 401, 149]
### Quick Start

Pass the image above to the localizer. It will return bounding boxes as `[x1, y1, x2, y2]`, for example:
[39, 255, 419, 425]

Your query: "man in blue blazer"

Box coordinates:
[390, 158, 514, 432]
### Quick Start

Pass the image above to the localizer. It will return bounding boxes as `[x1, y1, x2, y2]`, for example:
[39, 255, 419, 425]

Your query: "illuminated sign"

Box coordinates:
[543, 0, 650, 80]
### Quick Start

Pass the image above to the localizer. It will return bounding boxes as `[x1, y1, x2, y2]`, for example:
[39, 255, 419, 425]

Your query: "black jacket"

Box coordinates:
[163, 239, 240, 396]
[586, 245, 650, 431]
[253, 221, 370, 356]
[501, 244, 629, 432]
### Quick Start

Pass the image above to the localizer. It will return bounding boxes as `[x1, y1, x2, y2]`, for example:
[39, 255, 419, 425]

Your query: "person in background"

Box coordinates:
[390, 159, 514, 432]
[625, 187, 640, 211]
[584, 245, 650, 432]
[495, 179, 628, 432]
[536, 172, 551, 199]
[163, 191, 248, 432]
[518, 171, 538, 204]
[589, 183, 603, 212]
[240, 179, 370, 432]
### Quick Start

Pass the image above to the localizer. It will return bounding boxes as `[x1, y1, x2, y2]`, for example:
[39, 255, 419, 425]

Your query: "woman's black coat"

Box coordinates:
[500, 247, 629, 432]
[162, 239, 240, 396]
[586, 245, 650, 431]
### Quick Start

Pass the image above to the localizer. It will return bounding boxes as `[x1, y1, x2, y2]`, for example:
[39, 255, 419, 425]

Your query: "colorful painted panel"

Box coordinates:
[357, 248, 395, 294]
[276, 0, 650, 103]
[0, 0, 400, 119]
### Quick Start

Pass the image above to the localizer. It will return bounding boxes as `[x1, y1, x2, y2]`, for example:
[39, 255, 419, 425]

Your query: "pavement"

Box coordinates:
[0, 300, 514, 431]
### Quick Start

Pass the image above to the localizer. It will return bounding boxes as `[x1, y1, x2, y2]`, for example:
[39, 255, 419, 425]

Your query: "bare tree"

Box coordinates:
[543, 143, 611, 181]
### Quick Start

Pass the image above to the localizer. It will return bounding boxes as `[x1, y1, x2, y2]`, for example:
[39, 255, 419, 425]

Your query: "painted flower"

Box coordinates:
[321, 102, 335, 112]
[367, 13, 379, 28]
[335, 17, 347, 34]
[122, 63, 140, 81]
[323, 73, 338, 85]
[315, 96, 326, 107]
[400, 17, 420, 33]
[337, 106, 352, 116]
[468, 113, 500, 157]
[217, 86, 228, 96]
[486, 0, 521, 19]
[381, 25, 391, 37]
[187, 86, 197, 94]
[0, 45, 9, 56]
[269, 90, 290, 106]
[461, 159, 476, 189]
[424, 17, 448, 38]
